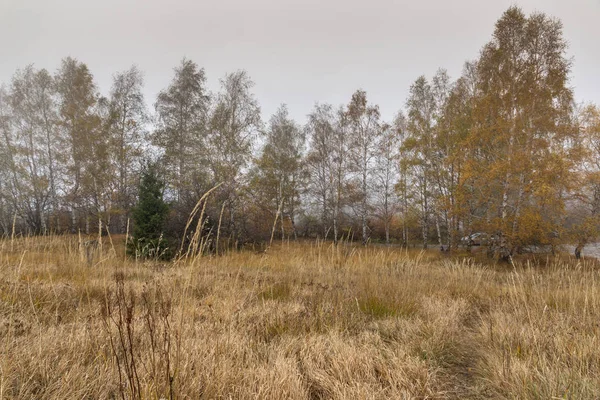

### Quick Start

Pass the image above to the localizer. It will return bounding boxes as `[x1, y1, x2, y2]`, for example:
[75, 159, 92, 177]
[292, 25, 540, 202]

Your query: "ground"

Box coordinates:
[1, 236, 599, 399]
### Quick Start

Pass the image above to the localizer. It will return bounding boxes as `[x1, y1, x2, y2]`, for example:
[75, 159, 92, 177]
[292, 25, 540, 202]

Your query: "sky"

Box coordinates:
[1, 0, 599, 124]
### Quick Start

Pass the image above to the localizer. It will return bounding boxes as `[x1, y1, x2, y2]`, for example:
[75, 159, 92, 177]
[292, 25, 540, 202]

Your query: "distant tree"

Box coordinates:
[8, 66, 51, 232]
[55, 57, 106, 233]
[346, 89, 381, 245]
[153, 59, 210, 203]
[567, 104, 600, 256]
[404, 75, 436, 249]
[404, 70, 455, 250]
[208, 70, 261, 239]
[305, 103, 334, 237]
[0, 85, 18, 233]
[0, 66, 67, 233]
[578, 104, 600, 214]
[250, 104, 305, 239]
[305, 103, 350, 243]
[429, 70, 453, 249]
[374, 121, 401, 244]
[107, 66, 149, 232]
[128, 163, 170, 259]
[394, 112, 411, 247]
[437, 63, 477, 250]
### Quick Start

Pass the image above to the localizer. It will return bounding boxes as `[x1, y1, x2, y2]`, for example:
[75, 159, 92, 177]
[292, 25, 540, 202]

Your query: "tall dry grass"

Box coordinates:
[0, 235, 599, 399]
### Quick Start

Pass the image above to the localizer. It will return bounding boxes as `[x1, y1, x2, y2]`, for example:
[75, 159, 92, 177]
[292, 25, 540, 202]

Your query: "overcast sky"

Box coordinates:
[1, 0, 599, 124]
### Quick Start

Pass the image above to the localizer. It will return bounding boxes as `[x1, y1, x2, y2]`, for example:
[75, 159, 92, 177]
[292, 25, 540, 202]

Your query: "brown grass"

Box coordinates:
[1, 236, 599, 399]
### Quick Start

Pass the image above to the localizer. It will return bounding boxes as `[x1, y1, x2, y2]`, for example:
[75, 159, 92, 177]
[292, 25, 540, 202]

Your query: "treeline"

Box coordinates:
[1, 7, 599, 257]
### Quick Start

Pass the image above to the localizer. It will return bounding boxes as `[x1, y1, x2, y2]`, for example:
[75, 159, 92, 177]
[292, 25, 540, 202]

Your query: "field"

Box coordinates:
[1, 236, 599, 399]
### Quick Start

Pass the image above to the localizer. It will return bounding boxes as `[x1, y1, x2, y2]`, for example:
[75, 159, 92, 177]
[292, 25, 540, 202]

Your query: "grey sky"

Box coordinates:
[1, 0, 599, 124]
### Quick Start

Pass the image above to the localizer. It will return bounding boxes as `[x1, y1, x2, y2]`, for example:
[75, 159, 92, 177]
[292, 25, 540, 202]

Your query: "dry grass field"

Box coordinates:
[1, 235, 599, 399]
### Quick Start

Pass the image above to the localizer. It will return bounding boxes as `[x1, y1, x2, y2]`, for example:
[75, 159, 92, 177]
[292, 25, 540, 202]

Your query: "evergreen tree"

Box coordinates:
[128, 163, 170, 259]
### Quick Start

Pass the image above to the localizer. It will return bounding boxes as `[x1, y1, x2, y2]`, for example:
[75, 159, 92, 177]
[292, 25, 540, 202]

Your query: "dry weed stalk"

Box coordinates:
[178, 183, 222, 262]
[101, 272, 181, 400]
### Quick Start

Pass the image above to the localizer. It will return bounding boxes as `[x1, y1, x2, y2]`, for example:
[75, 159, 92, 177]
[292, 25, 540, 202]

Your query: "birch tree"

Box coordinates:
[0, 85, 18, 232]
[107, 66, 149, 231]
[394, 112, 411, 247]
[208, 70, 261, 238]
[251, 105, 305, 239]
[4, 66, 67, 232]
[374, 121, 401, 244]
[439, 63, 477, 249]
[346, 89, 381, 244]
[153, 59, 210, 204]
[467, 7, 576, 258]
[305, 103, 335, 238]
[568, 104, 600, 253]
[305, 103, 351, 242]
[405, 76, 436, 248]
[55, 57, 104, 232]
